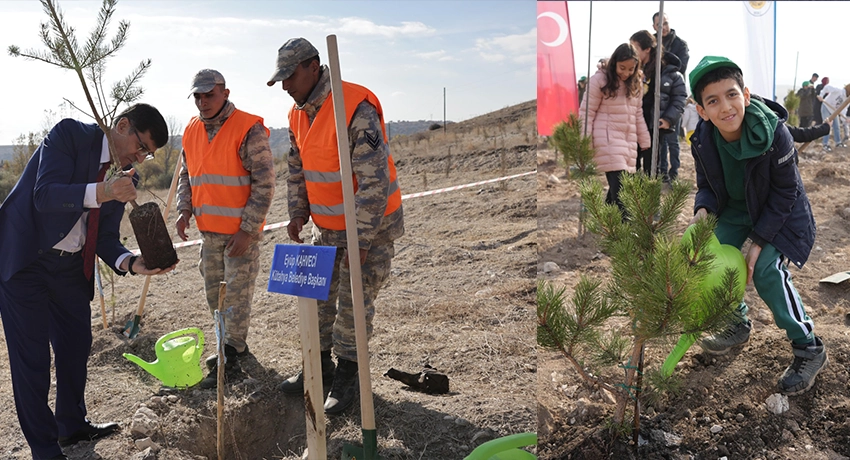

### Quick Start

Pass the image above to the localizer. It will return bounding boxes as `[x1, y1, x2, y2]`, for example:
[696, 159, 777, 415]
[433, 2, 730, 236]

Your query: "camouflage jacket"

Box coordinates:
[287, 65, 404, 250]
[176, 100, 275, 237]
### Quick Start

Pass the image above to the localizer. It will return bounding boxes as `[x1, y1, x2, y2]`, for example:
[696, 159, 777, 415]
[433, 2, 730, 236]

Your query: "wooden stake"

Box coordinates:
[95, 262, 108, 329]
[326, 31, 378, 440]
[298, 297, 326, 459]
[216, 282, 226, 460]
[126, 159, 181, 335]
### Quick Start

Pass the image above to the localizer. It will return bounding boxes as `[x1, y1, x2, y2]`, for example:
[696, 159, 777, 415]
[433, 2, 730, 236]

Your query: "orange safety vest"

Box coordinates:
[288, 81, 402, 231]
[183, 109, 269, 234]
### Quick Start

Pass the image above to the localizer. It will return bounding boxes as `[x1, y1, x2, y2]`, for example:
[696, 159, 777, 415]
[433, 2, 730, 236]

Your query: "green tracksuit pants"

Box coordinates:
[715, 211, 815, 345]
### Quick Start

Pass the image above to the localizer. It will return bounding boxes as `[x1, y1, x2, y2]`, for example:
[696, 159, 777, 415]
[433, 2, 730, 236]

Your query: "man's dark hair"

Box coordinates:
[693, 66, 745, 106]
[652, 12, 666, 23]
[812, 73, 819, 79]
[300, 55, 320, 69]
[116, 103, 168, 148]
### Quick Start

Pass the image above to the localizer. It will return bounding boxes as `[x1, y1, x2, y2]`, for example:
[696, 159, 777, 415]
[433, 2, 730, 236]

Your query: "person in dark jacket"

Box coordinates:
[630, 30, 687, 179]
[652, 13, 690, 78]
[0, 104, 175, 459]
[688, 55, 826, 396]
[751, 94, 830, 143]
[796, 81, 816, 127]
[813, 75, 825, 125]
[653, 13, 690, 179]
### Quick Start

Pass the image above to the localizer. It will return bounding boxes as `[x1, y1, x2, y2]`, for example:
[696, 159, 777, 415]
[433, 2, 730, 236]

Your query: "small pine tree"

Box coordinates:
[8, 0, 151, 175]
[548, 113, 596, 179]
[538, 173, 742, 437]
[784, 89, 800, 127]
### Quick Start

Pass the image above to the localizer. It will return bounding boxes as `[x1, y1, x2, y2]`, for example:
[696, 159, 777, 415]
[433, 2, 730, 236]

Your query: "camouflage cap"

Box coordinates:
[266, 37, 319, 86]
[189, 69, 225, 97]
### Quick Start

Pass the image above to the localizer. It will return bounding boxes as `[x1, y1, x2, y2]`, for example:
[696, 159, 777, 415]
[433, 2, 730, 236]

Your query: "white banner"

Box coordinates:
[742, 1, 775, 100]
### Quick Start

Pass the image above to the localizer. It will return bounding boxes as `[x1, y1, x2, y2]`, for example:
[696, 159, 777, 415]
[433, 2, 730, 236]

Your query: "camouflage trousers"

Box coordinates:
[312, 230, 395, 363]
[198, 231, 260, 353]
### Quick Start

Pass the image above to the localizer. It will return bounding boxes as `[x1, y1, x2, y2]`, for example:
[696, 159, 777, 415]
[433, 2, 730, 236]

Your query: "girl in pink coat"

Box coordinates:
[580, 43, 652, 212]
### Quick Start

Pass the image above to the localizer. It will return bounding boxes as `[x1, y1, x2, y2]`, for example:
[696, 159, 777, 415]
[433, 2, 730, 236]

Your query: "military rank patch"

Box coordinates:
[365, 130, 382, 150]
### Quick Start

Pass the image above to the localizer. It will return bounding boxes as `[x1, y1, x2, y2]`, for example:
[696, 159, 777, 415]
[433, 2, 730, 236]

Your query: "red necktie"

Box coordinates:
[83, 163, 110, 280]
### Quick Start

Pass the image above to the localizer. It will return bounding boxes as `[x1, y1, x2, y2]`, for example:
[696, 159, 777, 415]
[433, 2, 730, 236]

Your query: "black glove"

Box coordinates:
[385, 365, 450, 394]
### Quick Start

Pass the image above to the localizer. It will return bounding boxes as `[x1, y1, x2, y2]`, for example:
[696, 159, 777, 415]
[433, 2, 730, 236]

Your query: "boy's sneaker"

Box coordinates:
[778, 336, 828, 395]
[837, 142, 847, 148]
[699, 319, 752, 355]
[823, 145, 833, 152]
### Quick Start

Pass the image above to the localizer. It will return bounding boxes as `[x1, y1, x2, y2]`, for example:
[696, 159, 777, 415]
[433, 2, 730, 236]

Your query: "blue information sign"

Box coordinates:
[267, 244, 337, 300]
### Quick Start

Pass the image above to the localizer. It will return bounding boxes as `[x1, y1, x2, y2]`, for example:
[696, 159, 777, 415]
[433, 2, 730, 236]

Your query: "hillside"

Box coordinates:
[0, 145, 13, 164]
[0, 121, 451, 163]
[0, 120, 447, 163]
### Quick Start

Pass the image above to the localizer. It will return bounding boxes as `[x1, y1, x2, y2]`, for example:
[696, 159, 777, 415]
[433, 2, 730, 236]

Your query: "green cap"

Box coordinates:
[802, 81, 810, 87]
[689, 55, 741, 95]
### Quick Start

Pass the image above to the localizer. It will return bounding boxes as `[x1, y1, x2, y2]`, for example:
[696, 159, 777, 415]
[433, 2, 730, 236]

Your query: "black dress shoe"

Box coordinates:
[58, 421, 120, 447]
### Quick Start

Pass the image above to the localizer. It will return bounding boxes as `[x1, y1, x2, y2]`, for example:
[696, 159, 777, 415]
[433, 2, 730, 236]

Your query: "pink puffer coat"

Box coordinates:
[579, 69, 651, 173]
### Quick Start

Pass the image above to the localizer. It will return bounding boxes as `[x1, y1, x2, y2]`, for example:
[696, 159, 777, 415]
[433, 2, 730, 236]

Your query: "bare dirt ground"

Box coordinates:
[538, 138, 850, 459]
[0, 101, 537, 459]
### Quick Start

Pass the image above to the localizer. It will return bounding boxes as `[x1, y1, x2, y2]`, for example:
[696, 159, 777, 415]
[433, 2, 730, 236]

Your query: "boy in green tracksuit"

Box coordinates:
[688, 56, 826, 395]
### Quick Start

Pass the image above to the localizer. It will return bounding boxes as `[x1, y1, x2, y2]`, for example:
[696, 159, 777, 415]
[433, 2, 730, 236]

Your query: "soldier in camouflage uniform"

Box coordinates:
[176, 69, 275, 389]
[267, 38, 404, 414]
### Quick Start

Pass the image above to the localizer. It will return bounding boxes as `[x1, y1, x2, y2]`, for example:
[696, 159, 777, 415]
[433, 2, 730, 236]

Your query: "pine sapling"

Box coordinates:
[9, 0, 150, 176]
[548, 113, 596, 179]
[538, 172, 742, 439]
[783, 89, 800, 127]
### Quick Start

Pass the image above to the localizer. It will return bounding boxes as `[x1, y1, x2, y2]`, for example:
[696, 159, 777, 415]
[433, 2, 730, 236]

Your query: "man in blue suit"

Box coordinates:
[0, 103, 176, 460]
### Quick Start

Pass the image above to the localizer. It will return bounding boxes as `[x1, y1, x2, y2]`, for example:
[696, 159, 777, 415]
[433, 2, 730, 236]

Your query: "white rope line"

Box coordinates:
[130, 170, 535, 254]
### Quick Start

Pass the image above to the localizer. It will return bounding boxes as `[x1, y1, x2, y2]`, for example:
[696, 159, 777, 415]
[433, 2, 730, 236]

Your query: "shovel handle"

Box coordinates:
[327, 33, 377, 431]
[127, 158, 182, 334]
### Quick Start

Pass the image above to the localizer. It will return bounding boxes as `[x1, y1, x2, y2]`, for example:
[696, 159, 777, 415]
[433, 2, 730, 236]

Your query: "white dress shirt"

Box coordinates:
[53, 136, 131, 272]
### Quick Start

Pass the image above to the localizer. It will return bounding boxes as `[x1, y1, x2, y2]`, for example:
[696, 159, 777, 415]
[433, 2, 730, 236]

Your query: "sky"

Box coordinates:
[565, 1, 850, 101]
[0, 0, 535, 144]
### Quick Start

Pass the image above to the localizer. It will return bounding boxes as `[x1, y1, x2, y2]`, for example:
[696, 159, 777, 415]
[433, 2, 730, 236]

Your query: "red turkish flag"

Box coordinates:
[537, 1, 578, 136]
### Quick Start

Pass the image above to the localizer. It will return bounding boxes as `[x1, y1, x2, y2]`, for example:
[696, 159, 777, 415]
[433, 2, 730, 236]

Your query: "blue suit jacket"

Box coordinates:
[0, 119, 130, 296]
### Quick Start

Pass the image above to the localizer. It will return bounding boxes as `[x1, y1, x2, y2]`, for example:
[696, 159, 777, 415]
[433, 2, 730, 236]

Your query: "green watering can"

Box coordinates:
[123, 327, 205, 388]
[660, 226, 747, 377]
[464, 432, 537, 460]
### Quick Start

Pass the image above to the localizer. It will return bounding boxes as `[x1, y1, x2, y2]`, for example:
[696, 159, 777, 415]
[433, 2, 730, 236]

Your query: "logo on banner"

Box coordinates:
[745, 1, 771, 17]
[267, 245, 336, 300]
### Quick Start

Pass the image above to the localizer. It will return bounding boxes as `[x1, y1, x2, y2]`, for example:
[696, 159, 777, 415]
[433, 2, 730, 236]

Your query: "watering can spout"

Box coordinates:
[123, 352, 156, 374]
[123, 327, 205, 388]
